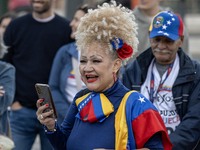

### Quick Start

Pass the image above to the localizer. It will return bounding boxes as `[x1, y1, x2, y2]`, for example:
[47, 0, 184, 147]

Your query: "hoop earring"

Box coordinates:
[113, 72, 117, 82]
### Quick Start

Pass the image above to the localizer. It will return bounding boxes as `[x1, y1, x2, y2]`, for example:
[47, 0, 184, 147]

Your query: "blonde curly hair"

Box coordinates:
[75, 0, 138, 63]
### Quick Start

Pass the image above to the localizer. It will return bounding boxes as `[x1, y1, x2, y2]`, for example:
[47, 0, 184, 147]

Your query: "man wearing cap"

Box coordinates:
[122, 11, 200, 150]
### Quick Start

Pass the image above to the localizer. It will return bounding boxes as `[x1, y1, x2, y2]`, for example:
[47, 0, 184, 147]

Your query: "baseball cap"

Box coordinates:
[149, 11, 184, 41]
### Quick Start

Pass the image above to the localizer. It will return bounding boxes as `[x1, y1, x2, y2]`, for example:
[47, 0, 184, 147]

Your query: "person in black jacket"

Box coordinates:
[122, 11, 200, 150]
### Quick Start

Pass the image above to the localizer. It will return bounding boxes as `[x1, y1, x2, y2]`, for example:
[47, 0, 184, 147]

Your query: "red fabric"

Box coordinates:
[132, 109, 172, 150]
[80, 100, 92, 121]
[117, 43, 133, 60]
[79, 100, 98, 122]
[88, 101, 98, 123]
[177, 14, 184, 36]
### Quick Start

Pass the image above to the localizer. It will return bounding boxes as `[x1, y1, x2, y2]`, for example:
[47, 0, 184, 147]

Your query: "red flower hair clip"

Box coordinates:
[110, 37, 133, 59]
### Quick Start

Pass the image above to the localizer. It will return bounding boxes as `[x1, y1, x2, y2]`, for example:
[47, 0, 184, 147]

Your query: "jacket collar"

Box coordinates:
[67, 42, 79, 59]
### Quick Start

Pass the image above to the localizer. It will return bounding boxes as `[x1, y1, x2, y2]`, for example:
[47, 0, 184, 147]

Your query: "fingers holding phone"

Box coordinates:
[36, 98, 56, 130]
[36, 98, 54, 120]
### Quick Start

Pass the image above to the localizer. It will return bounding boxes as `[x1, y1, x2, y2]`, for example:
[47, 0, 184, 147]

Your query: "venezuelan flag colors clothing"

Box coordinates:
[46, 80, 172, 150]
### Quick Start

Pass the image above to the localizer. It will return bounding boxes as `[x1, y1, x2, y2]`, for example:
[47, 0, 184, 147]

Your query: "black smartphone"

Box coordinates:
[35, 83, 57, 118]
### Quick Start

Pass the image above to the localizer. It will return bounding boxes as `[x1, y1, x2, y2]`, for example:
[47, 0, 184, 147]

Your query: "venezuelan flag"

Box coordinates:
[75, 92, 114, 123]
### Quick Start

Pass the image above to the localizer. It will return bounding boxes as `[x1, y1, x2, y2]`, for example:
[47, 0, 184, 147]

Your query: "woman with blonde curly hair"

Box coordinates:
[36, 1, 172, 149]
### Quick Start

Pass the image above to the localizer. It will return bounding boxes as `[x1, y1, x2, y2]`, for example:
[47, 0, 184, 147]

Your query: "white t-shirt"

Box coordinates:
[65, 70, 85, 103]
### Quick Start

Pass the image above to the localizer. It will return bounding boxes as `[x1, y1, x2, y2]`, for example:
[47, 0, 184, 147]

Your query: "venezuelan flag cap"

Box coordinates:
[149, 11, 184, 41]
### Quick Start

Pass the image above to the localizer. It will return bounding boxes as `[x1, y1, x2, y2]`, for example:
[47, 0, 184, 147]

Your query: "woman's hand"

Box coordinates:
[36, 99, 56, 131]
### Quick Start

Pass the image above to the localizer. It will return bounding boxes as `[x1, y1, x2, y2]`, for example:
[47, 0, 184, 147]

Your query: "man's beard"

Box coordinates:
[31, 1, 51, 14]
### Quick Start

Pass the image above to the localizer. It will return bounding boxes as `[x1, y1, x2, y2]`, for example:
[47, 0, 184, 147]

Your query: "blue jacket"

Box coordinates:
[0, 61, 15, 136]
[122, 48, 200, 150]
[49, 42, 78, 125]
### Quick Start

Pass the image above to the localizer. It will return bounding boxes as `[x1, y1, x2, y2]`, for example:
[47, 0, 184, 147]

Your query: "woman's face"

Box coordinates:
[150, 36, 183, 65]
[79, 42, 121, 92]
[138, 0, 161, 10]
[70, 10, 86, 39]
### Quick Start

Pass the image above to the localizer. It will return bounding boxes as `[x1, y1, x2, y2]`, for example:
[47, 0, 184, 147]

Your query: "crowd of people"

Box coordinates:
[0, 0, 200, 150]
[1, 0, 71, 149]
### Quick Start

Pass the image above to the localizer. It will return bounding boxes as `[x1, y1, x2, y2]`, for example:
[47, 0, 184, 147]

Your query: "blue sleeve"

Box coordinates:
[144, 132, 164, 150]
[45, 124, 67, 150]
[0, 62, 15, 115]
[46, 98, 79, 149]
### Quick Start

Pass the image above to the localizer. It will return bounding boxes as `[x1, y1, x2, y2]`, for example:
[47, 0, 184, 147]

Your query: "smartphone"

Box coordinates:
[35, 83, 57, 118]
